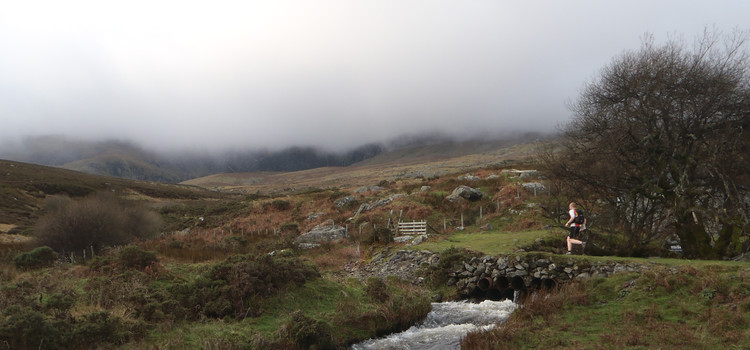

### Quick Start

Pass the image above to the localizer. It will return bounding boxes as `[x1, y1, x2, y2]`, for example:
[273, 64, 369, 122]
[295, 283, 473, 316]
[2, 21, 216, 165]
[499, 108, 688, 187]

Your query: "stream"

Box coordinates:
[350, 299, 517, 350]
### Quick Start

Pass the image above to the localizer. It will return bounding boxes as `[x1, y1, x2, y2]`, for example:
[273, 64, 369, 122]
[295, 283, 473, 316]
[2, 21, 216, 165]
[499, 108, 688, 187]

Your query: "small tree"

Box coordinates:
[34, 192, 163, 253]
[542, 30, 750, 259]
[13, 246, 58, 270]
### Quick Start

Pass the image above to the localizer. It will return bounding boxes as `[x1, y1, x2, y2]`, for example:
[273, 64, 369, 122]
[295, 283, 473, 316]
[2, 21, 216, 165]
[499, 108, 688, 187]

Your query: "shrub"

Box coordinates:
[44, 292, 76, 314]
[13, 246, 58, 270]
[281, 223, 300, 234]
[0, 305, 65, 350]
[117, 246, 158, 270]
[279, 310, 333, 350]
[170, 254, 320, 319]
[34, 192, 163, 252]
[365, 277, 389, 302]
[72, 311, 146, 348]
[361, 227, 393, 245]
[264, 200, 291, 211]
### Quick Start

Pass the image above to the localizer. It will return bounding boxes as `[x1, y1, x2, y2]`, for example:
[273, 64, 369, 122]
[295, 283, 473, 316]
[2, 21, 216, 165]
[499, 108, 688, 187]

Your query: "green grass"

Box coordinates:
[462, 264, 750, 349]
[418, 229, 551, 255]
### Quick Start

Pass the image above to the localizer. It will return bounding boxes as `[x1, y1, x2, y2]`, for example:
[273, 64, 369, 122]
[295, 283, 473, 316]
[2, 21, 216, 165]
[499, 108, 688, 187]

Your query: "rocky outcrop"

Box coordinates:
[446, 186, 483, 202]
[353, 194, 406, 216]
[501, 169, 542, 179]
[343, 249, 440, 284]
[295, 223, 348, 248]
[522, 182, 546, 193]
[334, 196, 358, 208]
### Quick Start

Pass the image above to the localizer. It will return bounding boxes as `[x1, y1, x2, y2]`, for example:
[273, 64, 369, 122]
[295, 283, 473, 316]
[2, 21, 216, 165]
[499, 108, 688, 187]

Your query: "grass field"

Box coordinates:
[417, 229, 555, 255]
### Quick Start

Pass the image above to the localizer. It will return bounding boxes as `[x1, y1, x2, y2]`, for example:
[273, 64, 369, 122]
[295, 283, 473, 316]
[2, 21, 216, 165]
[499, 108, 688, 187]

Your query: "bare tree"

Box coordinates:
[542, 30, 750, 259]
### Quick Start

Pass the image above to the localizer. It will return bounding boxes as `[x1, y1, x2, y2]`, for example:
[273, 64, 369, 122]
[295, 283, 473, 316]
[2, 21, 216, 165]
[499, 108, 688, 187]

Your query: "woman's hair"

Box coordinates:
[569, 202, 577, 208]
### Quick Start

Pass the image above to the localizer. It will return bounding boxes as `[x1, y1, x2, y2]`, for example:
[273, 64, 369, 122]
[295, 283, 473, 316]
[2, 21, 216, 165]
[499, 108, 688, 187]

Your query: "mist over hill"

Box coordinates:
[0, 132, 551, 183]
[0, 135, 385, 183]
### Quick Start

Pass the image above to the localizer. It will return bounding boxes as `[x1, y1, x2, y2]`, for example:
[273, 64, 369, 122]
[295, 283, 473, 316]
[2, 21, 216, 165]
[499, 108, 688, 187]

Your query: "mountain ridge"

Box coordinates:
[0, 133, 552, 185]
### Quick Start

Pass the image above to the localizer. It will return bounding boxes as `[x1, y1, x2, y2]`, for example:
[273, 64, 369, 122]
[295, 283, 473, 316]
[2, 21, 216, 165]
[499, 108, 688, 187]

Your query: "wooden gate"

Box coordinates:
[397, 221, 427, 235]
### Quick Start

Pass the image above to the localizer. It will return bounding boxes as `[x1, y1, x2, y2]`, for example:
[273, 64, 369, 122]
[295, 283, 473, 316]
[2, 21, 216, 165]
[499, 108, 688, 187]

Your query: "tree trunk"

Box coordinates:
[674, 211, 715, 259]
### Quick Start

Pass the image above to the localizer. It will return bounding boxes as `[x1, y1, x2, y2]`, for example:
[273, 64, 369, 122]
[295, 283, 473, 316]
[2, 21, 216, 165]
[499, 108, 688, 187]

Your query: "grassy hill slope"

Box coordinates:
[182, 139, 541, 193]
[0, 159, 220, 234]
[2, 139, 748, 349]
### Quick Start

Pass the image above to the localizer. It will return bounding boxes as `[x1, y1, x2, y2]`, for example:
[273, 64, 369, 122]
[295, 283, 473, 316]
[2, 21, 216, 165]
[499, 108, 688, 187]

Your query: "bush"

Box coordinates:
[0, 305, 65, 350]
[13, 246, 58, 270]
[279, 310, 333, 350]
[34, 192, 163, 252]
[117, 246, 158, 270]
[72, 311, 145, 348]
[264, 199, 291, 211]
[44, 292, 76, 314]
[361, 227, 394, 245]
[365, 277, 389, 302]
[170, 254, 320, 319]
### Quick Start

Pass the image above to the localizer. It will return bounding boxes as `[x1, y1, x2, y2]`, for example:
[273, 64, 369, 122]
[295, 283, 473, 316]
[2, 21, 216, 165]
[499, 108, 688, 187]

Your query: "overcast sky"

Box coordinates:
[1, 1, 748, 152]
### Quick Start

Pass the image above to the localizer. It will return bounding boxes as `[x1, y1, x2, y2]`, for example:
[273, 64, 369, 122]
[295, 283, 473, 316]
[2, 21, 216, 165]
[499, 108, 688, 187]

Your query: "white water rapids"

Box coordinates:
[350, 299, 517, 350]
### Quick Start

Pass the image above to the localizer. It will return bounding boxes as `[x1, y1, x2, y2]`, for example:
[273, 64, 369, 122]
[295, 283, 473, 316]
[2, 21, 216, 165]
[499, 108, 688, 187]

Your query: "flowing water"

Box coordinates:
[350, 299, 517, 350]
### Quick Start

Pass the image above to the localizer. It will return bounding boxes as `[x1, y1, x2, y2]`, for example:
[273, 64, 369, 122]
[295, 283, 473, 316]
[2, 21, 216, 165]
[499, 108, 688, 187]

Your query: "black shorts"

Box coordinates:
[569, 225, 581, 239]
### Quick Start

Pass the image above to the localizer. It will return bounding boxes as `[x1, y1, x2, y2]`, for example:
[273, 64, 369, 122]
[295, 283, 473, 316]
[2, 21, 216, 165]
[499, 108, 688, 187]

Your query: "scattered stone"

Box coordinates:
[354, 186, 384, 193]
[457, 173, 480, 181]
[334, 196, 358, 208]
[500, 169, 541, 179]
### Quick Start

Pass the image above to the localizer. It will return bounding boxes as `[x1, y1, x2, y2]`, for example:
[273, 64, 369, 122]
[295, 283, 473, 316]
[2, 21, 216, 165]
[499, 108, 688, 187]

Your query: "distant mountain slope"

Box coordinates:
[0, 133, 551, 184]
[0, 136, 384, 183]
[183, 136, 547, 192]
[352, 135, 547, 167]
[63, 154, 184, 183]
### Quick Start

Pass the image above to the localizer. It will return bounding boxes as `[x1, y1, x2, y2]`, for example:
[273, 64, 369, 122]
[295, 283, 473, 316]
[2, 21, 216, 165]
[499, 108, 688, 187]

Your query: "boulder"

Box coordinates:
[446, 185, 483, 202]
[522, 182, 546, 193]
[295, 223, 347, 247]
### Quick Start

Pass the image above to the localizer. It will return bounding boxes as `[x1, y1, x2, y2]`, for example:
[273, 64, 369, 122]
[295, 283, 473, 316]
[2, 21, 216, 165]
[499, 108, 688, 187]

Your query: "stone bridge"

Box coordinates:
[343, 249, 650, 301]
[449, 254, 647, 300]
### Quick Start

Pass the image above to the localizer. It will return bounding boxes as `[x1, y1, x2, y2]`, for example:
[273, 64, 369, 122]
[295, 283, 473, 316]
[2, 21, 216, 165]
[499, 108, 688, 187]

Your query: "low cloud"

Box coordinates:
[1, 1, 747, 152]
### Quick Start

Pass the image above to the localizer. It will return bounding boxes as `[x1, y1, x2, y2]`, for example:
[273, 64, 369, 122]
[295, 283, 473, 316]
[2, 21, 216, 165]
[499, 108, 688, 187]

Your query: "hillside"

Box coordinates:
[1, 143, 748, 349]
[0, 159, 222, 235]
[0, 136, 384, 183]
[182, 139, 542, 193]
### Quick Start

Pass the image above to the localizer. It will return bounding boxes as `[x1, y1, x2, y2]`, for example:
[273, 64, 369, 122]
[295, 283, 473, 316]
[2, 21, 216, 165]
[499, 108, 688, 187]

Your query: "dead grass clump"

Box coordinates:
[495, 184, 528, 208]
[307, 244, 359, 272]
[462, 280, 593, 350]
